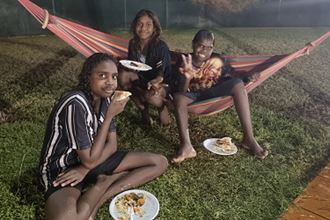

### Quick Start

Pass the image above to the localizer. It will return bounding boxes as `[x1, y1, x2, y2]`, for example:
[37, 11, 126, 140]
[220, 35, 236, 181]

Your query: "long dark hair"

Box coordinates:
[192, 29, 215, 47]
[130, 9, 162, 59]
[77, 53, 117, 102]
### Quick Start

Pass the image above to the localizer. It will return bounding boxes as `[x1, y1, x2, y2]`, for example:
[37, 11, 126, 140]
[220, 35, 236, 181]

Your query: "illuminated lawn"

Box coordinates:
[0, 27, 329, 219]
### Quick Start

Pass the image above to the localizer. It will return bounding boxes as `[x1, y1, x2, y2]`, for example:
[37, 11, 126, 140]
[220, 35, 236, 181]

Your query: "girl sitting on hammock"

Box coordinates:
[118, 9, 172, 126]
[39, 53, 168, 220]
[172, 30, 269, 163]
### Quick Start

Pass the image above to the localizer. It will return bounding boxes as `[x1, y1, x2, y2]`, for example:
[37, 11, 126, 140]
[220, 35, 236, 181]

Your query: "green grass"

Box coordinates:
[0, 28, 330, 220]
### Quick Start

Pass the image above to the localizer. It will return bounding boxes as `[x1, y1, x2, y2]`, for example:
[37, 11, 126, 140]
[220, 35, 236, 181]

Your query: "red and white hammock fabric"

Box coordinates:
[19, 0, 330, 116]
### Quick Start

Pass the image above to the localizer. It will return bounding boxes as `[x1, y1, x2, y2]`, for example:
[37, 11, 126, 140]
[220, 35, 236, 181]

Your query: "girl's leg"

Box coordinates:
[171, 93, 196, 163]
[144, 87, 171, 126]
[118, 69, 153, 125]
[231, 82, 268, 159]
[89, 152, 168, 218]
[45, 173, 125, 220]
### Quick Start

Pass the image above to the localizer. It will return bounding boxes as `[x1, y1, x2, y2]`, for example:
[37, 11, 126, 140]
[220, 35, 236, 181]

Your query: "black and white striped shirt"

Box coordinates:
[39, 90, 116, 191]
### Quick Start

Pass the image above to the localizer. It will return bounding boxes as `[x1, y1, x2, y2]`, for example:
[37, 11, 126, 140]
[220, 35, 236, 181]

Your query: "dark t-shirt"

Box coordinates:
[39, 90, 116, 192]
[128, 39, 172, 89]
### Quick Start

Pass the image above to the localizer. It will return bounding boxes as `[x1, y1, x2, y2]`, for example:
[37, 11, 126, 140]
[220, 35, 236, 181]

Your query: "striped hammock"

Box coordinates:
[19, 0, 330, 116]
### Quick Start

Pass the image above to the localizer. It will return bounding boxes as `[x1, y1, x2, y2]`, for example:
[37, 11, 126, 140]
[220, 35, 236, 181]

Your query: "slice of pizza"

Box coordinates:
[112, 90, 132, 101]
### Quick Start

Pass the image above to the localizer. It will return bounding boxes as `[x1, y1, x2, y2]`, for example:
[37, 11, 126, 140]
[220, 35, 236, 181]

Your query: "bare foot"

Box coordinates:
[241, 139, 269, 160]
[159, 106, 171, 126]
[89, 172, 128, 219]
[95, 172, 128, 189]
[171, 147, 197, 163]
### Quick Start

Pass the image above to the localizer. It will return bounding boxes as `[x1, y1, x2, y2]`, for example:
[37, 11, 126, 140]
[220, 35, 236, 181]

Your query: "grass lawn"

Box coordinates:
[0, 27, 329, 220]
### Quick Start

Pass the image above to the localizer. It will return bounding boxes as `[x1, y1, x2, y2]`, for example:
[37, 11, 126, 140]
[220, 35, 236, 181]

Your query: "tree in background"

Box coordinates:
[192, 0, 261, 26]
[192, 0, 260, 13]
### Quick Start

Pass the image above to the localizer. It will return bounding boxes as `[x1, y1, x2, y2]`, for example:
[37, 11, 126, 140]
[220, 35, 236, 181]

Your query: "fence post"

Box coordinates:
[124, 0, 127, 29]
[165, 0, 168, 29]
[277, 0, 282, 25]
[51, 0, 56, 15]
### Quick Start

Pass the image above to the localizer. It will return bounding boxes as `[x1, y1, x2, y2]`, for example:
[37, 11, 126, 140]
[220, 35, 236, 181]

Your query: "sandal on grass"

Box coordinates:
[241, 144, 269, 160]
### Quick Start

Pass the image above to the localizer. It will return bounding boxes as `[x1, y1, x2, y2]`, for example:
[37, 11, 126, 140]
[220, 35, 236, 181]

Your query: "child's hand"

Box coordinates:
[147, 76, 167, 90]
[107, 97, 129, 117]
[179, 54, 196, 80]
[147, 76, 168, 96]
[53, 166, 89, 187]
[202, 57, 224, 77]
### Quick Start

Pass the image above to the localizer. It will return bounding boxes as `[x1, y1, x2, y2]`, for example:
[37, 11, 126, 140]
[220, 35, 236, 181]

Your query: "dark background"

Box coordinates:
[1, 0, 330, 37]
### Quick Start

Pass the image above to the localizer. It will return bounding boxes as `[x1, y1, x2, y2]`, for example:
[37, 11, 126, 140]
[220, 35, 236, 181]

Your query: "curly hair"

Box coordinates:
[129, 9, 162, 58]
[77, 53, 117, 100]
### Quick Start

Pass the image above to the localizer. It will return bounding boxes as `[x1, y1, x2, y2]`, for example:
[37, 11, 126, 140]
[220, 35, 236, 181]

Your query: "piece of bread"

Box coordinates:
[214, 137, 235, 152]
[112, 90, 132, 101]
[215, 137, 232, 146]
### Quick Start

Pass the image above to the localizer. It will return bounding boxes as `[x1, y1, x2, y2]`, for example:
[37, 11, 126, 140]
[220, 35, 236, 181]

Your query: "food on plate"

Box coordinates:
[115, 192, 146, 220]
[112, 90, 132, 101]
[119, 60, 152, 71]
[130, 61, 140, 67]
[214, 137, 236, 153]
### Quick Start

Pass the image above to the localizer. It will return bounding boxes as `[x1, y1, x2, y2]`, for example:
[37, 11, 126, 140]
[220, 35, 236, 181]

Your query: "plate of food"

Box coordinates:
[119, 60, 152, 71]
[112, 90, 132, 101]
[109, 189, 159, 220]
[203, 137, 238, 156]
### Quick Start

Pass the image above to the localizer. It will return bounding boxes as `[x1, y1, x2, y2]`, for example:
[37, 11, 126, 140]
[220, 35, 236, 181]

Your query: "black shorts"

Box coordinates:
[184, 77, 243, 103]
[44, 151, 127, 200]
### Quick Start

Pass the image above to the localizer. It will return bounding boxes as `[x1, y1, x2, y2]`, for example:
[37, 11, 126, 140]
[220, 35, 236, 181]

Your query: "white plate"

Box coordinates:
[203, 138, 238, 156]
[109, 189, 160, 220]
[119, 60, 152, 71]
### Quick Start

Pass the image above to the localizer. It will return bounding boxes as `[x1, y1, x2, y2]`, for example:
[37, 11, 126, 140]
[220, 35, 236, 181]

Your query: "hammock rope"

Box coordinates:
[18, 0, 330, 116]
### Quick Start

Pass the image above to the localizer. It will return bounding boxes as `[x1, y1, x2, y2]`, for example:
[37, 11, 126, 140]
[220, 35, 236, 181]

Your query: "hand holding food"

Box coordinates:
[107, 91, 131, 117]
[112, 90, 132, 101]
[147, 76, 166, 90]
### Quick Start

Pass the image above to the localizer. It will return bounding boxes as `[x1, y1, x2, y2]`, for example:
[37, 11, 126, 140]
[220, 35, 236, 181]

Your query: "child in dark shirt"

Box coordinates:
[118, 9, 172, 126]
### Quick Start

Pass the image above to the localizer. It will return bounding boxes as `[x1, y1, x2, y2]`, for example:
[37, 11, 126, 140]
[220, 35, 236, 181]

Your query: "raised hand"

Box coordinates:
[53, 165, 89, 187]
[107, 97, 130, 117]
[179, 54, 196, 80]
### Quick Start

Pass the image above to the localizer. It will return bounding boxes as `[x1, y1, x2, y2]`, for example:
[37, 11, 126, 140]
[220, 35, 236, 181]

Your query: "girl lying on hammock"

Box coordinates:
[118, 9, 172, 126]
[39, 53, 168, 220]
[172, 30, 269, 163]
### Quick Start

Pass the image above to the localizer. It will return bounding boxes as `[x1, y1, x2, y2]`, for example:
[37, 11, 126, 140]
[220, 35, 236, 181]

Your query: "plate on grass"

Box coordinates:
[119, 60, 152, 71]
[109, 189, 159, 220]
[203, 137, 238, 156]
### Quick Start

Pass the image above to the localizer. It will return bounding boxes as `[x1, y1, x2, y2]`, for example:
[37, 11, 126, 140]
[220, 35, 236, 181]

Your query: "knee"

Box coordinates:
[46, 210, 74, 220]
[147, 96, 164, 108]
[145, 91, 165, 108]
[231, 79, 245, 94]
[154, 155, 168, 173]
[173, 93, 185, 106]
